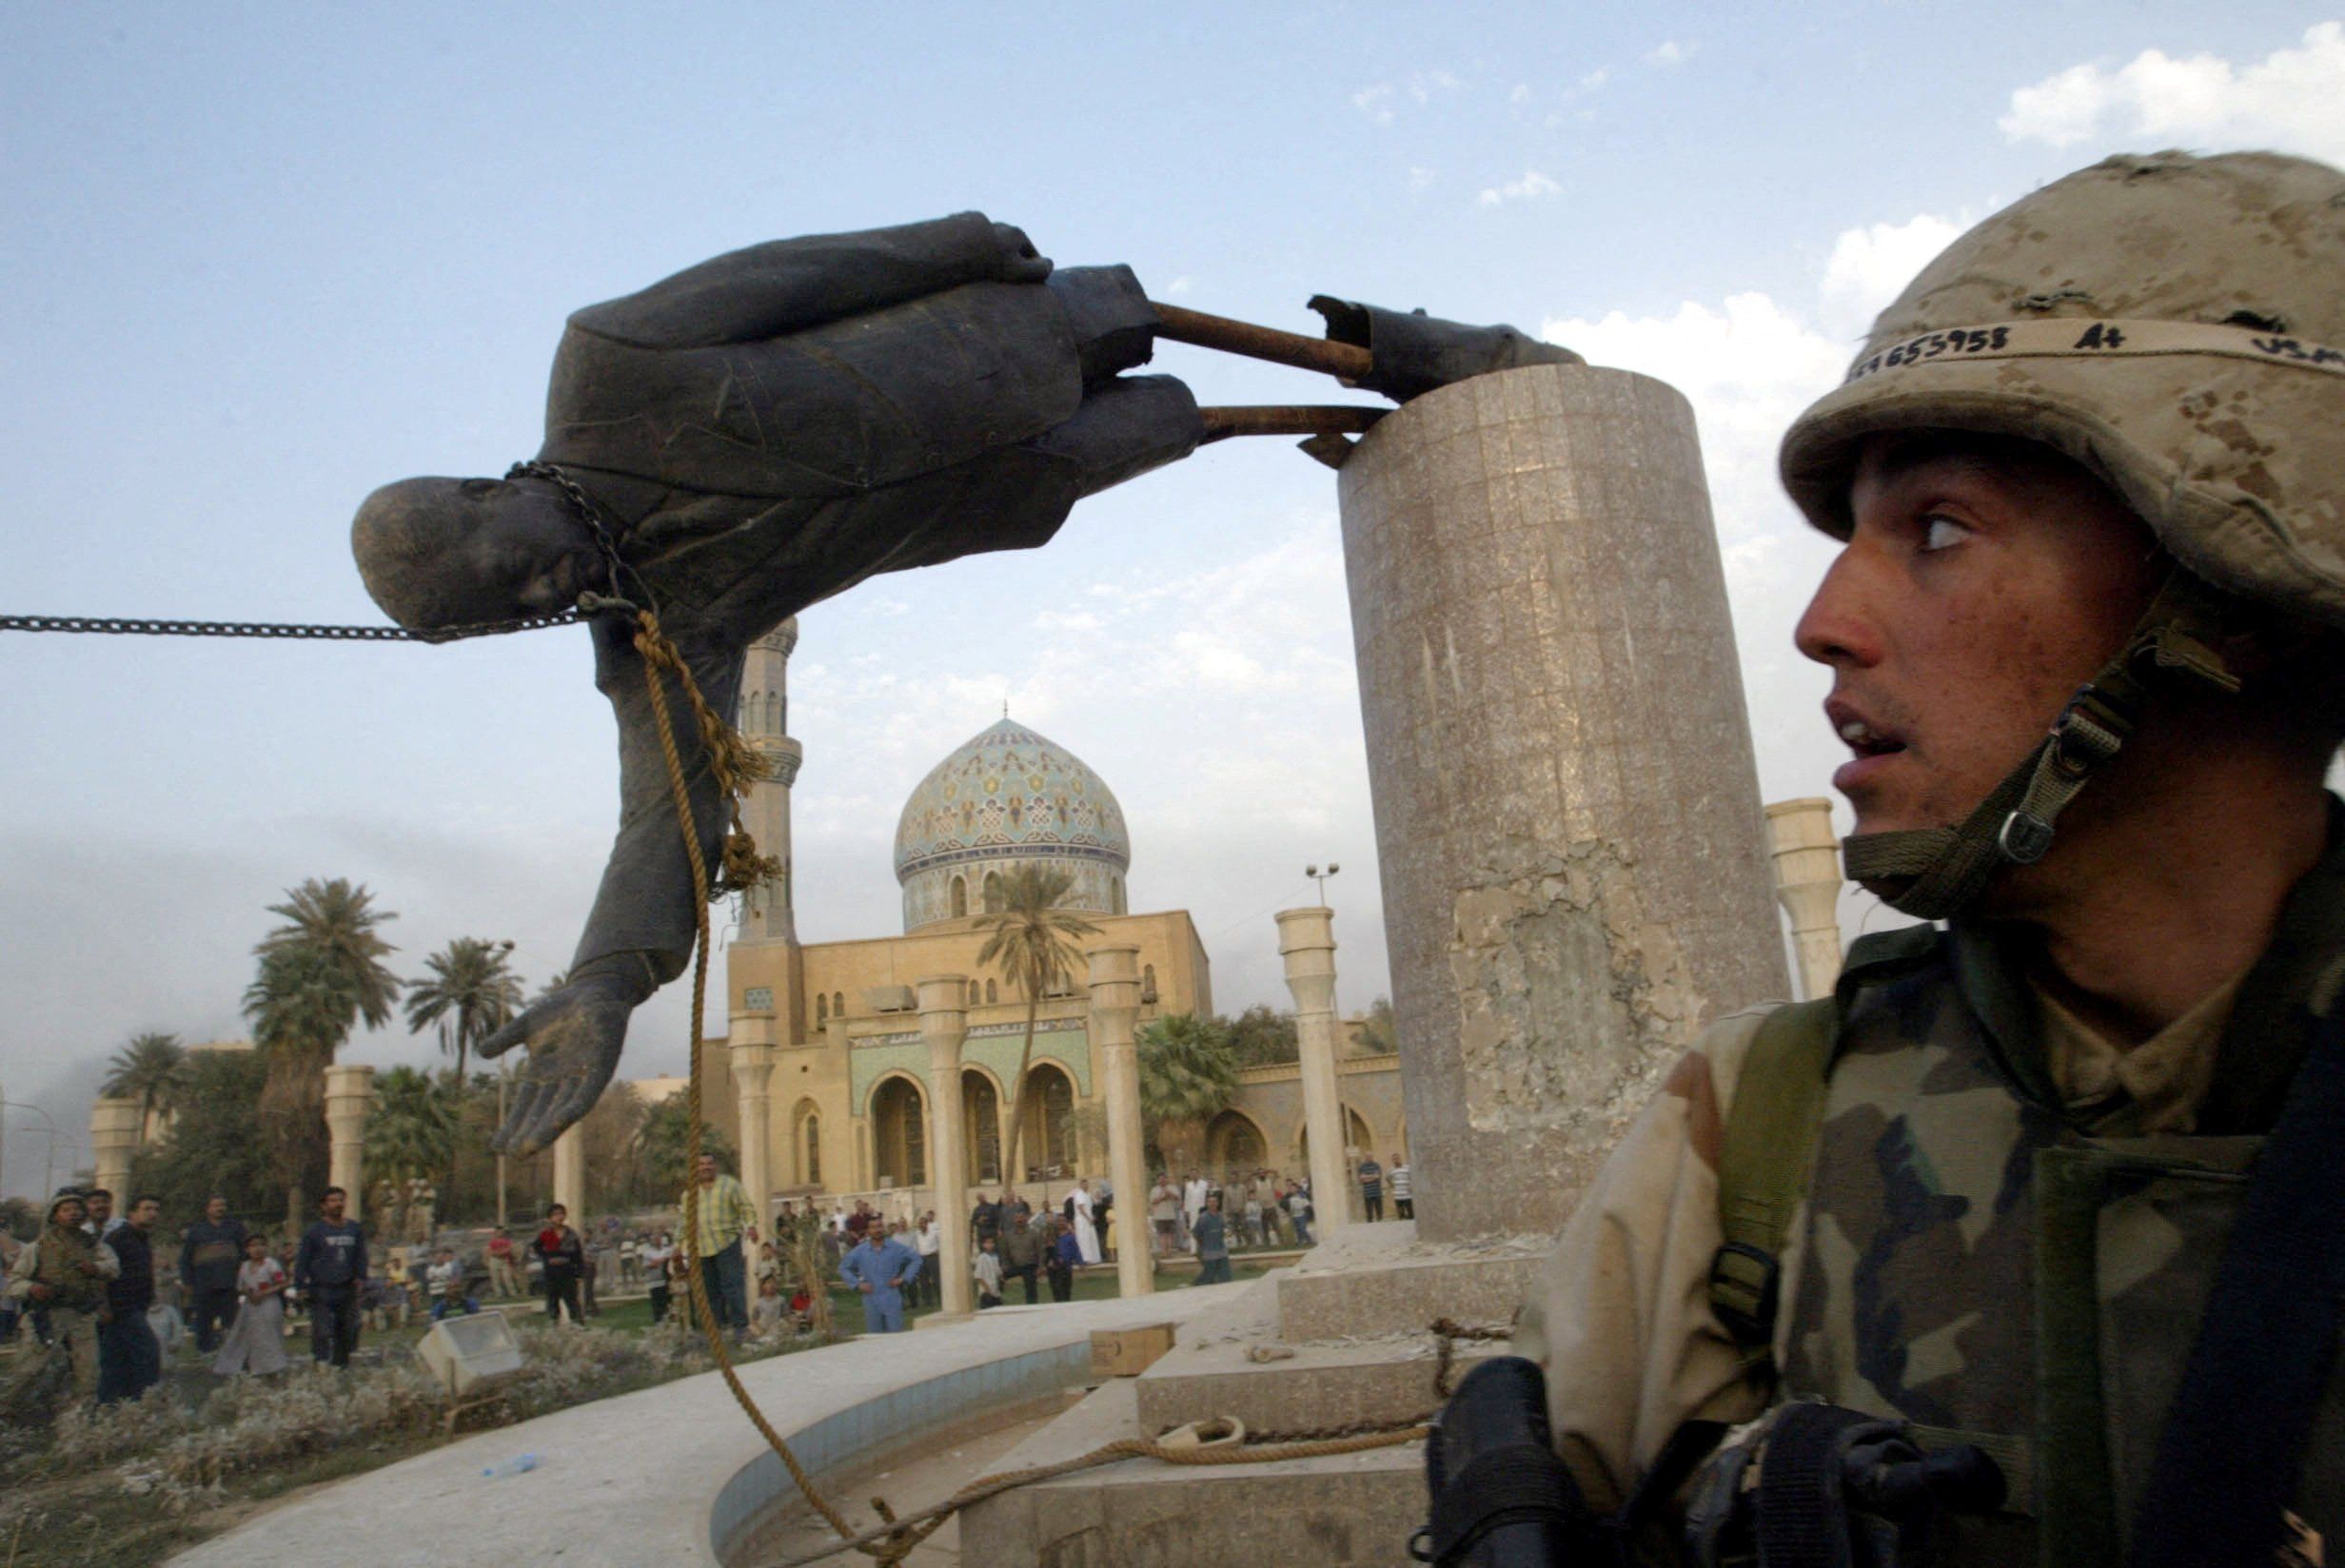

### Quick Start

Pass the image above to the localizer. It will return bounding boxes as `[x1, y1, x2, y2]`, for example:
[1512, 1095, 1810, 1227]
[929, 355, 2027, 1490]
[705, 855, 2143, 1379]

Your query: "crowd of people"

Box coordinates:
[2, 1149, 1420, 1408]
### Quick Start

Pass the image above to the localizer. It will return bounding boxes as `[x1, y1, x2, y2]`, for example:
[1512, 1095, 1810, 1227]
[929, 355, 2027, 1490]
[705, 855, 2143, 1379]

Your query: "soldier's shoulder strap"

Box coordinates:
[1707, 996, 1842, 1356]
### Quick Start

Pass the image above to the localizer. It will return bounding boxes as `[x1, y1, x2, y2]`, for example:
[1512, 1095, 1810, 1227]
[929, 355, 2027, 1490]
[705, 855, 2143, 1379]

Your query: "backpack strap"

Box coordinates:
[1708, 997, 1840, 1356]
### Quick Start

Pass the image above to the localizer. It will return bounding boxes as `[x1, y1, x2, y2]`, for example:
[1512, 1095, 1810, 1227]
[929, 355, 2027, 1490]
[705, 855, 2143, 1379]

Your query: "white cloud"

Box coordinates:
[1817, 212, 1966, 340]
[1578, 68, 1609, 92]
[2000, 21, 2345, 163]
[1509, 83, 1533, 105]
[1409, 69, 1463, 103]
[1645, 40, 1692, 68]
[1163, 275, 1193, 297]
[1408, 166, 1437, 191]
[1351, 83, 1396, 124]
[1476, 168, 1563, 206]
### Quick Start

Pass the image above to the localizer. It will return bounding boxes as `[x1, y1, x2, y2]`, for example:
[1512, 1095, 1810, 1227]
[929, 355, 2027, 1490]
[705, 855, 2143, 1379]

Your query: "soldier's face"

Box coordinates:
[1796, 435, 2158, 845]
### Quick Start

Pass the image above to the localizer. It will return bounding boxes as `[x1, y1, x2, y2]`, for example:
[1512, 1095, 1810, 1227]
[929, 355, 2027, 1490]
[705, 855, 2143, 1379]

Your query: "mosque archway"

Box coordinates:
[870, 1074, 927, 1187]
[1205, 1108, 1268, 1182]
[964, 1068, 1004, 1185]
[790, 1098, 822, 1188]
[950, 875, 968, 918]
[1016, 1063, 1077, 1179]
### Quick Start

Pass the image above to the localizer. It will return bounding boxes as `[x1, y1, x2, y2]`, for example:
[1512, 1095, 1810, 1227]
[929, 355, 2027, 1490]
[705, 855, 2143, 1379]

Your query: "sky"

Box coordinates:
[4, 5, 2340, 1196]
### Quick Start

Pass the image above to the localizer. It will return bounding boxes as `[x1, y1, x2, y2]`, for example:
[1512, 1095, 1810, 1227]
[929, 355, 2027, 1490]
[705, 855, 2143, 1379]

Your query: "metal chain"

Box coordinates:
[0, 608, 588, 642]
[4, 461, 639, 646]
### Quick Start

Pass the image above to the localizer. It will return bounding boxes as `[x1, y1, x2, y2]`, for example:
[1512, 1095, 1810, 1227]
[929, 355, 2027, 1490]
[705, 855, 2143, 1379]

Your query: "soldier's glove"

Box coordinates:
[1413, 1356, 1621, 1567]
[1681, 1401, 2003, 1568]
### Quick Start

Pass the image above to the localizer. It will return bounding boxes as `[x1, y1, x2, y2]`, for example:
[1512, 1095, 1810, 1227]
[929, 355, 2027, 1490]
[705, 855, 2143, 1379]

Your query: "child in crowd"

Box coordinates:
[751, 1276, 786, 1340]
[973, 1235, 1003, 1309]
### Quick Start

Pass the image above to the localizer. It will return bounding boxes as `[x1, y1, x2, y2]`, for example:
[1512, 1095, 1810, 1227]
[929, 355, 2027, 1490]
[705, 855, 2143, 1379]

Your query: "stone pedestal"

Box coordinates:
[1765, 797, 1845, 1001]
[1276, 908, 1352, 1232]
[89, 1096, 141, 1209]
[729, 1040, 778, 1220]
[1087, 944, 1151, 1299]
[553, 1125, 586, 1226]
[917, 976, 974, 1316]
[1336, 363, 1787, 1239]
[322, 1065, 375, 1222]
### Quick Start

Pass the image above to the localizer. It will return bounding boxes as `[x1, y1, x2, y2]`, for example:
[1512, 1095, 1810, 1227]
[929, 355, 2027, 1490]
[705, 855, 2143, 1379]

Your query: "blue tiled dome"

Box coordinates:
[894, 719, 1131, 931]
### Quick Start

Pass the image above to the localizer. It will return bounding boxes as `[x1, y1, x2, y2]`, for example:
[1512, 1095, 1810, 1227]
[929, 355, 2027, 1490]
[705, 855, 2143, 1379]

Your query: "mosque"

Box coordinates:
[699, 621, 1407, 1219]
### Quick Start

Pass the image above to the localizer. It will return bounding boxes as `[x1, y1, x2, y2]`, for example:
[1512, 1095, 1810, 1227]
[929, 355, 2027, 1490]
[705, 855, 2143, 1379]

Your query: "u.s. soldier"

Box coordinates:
[1513, 150, 2345, 1564]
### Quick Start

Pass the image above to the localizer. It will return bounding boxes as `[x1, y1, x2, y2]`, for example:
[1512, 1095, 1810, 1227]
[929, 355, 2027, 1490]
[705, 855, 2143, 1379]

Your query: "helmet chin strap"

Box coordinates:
[1841, 574, 2241, 921]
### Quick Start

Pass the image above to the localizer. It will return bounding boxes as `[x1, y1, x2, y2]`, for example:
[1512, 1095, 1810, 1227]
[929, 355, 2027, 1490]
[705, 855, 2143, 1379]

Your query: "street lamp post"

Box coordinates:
[1304, 863, 1341, 903]
[2, 1101, 62, 1199]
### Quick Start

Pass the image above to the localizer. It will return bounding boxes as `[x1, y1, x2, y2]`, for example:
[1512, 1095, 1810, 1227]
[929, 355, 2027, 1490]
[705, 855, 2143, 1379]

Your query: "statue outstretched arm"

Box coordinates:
[481, 614, 741, 1153]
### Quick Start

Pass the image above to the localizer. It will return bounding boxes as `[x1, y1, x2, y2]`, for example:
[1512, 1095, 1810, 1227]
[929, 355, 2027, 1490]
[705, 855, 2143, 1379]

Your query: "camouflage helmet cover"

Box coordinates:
[1781, 149, 2345, 628]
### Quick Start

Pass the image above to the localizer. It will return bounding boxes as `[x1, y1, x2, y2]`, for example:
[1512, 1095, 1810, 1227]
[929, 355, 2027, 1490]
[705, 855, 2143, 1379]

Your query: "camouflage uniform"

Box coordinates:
[1520, 149, 2345, 1563]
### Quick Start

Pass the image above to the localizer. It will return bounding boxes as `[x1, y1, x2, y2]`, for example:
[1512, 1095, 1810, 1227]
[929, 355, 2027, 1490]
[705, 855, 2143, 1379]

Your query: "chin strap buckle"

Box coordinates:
[1997, 812, 2056, 864]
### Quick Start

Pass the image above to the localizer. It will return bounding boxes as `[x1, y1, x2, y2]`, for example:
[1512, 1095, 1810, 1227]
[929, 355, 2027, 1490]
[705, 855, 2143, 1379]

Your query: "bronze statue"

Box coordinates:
[352, 211, 1574, 1152]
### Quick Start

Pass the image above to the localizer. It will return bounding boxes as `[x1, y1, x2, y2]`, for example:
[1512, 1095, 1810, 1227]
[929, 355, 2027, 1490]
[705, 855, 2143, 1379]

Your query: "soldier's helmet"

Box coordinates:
[1782, 149, 2345, 631]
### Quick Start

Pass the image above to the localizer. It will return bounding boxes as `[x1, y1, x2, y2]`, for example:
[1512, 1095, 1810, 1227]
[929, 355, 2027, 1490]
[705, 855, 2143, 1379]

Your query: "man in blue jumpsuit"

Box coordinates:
[839, 1226, 922, 1334]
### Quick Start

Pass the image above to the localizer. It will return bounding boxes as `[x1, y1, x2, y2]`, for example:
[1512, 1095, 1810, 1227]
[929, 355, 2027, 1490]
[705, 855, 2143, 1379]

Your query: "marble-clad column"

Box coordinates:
[322, 1065, 376, 1222]
[1336, 363, 1787, 1239]
[1277, 908, 1351, 1235]
[1087, 944, 1150, 1298]
[730, 1041, 778, 1225]
[89, 1097, 142, 1213]
[553, 1125, 586, 1226]
[917, 976, 974, 1316]
[1766, 797, 1845, 1001]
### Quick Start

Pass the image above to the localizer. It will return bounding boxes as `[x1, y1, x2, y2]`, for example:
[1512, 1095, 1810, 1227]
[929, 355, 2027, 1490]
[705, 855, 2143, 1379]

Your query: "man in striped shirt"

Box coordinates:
[681, 1153, 759, 1339]
[1388, 1154, 1413, 1221]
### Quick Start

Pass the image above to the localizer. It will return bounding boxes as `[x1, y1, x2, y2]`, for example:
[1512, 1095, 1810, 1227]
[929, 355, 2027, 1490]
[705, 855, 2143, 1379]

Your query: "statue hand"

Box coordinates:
[482, 967, 641, 1154]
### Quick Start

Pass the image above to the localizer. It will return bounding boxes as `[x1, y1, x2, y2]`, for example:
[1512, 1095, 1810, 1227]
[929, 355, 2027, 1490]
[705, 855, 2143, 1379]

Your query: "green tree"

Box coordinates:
[632, 1095, 734, 1197]
[365, 1065, 458, 1235]
[1353, 995, 1400, 1056]
[101, 1031, 188, 1136]
[1136, 1011, 1240, 1167]
[257, 878, 402, 1029]
[1224, 1004, 1300, 1068]
[975, 865, 1099, 1178]
[244, 878, 401, 1231]
[127, 1049, 280, 1234]
[404, 936, 522, 1084]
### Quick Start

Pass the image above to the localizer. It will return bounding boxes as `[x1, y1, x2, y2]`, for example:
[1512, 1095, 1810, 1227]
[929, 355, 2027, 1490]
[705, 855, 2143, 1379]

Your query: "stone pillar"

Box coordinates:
[917, 976, 974, 1316]
[1337, 363, 1788, 1240]
[1088, 944, 1150, 1298]
[1277, 908, 1352, 1235]
[730, 1040, 778, 1224]
[1766, 798, 1845, 1002]
[553, 1125, 586, 1226]
[89, 1097, 141, 1210]
[321, 1065, 375, 1222]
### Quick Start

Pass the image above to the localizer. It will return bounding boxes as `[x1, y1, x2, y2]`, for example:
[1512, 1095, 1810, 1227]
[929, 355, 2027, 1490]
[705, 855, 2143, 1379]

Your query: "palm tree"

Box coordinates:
[244, 944, 363, 1230]
[1136, 1012, 1240, 1167]
[245, 877, 401, 1229]
[102, 1032, 188, 1141]
[365, 1065, 457, 1238]
[258, 878, 402, 1030]
[404, 937, 522, 1083]
[975, 865, 1100, 1179]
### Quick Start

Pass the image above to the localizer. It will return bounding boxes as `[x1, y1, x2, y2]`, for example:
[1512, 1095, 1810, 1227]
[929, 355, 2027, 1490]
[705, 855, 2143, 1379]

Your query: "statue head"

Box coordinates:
[352, 475, 603, 634]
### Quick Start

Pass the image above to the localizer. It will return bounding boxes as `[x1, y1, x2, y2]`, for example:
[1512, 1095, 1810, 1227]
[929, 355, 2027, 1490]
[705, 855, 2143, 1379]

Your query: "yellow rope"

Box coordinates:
[626, 604, 1437, 1567]
[770, 1421, 1432, 1566]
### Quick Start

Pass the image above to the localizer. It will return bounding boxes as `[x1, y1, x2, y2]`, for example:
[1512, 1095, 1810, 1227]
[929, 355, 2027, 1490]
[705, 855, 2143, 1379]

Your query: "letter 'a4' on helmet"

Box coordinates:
[1781, 150, 2345, 632]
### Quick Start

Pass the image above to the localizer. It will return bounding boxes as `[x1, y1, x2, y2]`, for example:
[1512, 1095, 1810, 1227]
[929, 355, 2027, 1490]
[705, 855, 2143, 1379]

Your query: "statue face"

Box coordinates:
[352, 476, 601, 632]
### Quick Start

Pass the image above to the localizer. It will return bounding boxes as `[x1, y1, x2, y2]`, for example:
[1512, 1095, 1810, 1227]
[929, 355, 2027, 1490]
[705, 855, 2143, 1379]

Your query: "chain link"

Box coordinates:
[0, 608, 589, 642]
